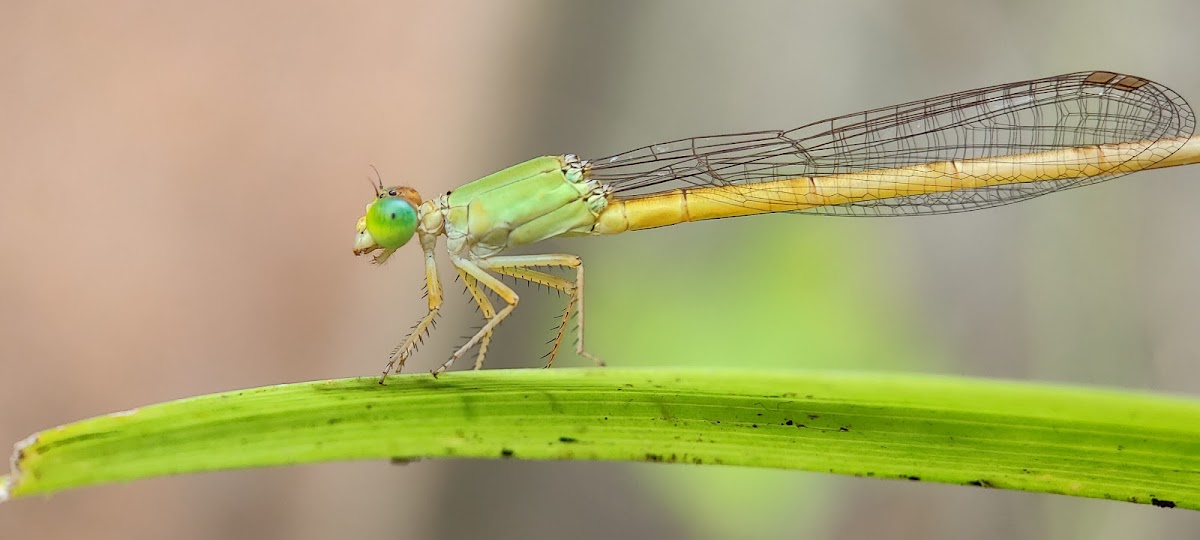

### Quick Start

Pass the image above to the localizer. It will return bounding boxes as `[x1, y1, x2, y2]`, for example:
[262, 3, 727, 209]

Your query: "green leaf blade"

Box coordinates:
[4, 368, 1199, 510]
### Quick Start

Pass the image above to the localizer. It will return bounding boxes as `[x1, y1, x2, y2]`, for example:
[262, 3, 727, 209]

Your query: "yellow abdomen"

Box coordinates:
[591, 136, 1195, 235]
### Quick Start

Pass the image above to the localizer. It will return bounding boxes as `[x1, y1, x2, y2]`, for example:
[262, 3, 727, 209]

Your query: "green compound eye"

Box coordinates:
[365, 197, 418, 249]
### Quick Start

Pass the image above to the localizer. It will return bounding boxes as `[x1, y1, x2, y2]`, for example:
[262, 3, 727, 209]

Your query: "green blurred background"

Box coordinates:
[3, 1, 1200, 538]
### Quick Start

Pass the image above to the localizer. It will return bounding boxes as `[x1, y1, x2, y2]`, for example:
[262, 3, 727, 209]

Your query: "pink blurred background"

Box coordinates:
[3, 1, 1200, 538]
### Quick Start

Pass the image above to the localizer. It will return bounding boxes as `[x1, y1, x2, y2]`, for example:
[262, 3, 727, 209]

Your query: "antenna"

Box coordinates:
[367, 164, 384, 197]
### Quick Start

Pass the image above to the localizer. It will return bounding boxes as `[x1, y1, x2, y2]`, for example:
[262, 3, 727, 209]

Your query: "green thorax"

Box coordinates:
[443, 155, 607, 258]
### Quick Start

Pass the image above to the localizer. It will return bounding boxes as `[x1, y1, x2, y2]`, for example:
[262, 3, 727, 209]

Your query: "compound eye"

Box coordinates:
[365, 197, 418, 249]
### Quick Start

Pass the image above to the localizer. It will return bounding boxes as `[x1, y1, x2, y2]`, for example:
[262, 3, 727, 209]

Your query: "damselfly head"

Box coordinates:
[354, 177, 424, 263]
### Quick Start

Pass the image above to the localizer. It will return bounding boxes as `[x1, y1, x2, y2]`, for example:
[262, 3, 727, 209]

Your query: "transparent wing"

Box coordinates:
[588, 71, 1194, 216]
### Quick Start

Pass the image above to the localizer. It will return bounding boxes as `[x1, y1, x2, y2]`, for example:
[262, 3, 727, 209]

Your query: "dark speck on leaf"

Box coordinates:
[558, 436, 578, 443]
[838, 426, 850, 432]
[327, 418, 343, 425]
[906, 476, 921, 481]
[751, 424, 758, 428]
[1151, 498, 1177, 508]
[968, 480, 994, 488]
[500, 448, 515, 458]
[785, 419, 794, 426]
[645, 453, 663, 462]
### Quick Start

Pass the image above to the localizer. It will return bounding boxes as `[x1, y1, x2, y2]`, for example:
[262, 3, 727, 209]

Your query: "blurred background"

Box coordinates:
[3, 1, 1200, 538]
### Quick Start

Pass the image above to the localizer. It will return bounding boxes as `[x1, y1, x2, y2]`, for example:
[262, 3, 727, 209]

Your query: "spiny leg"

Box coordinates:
[570, 259, 604, 367]
[379, 233, 443, 384]
[490, 265, 575, 368]
[456, 267, 496, 370]
[433, 256, 518, 376]
[549, 288, 577, 368]
[483, 254, 604, 368]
